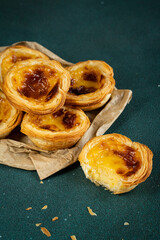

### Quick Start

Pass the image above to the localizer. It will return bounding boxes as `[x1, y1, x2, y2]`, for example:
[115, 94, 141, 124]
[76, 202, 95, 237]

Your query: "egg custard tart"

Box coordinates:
[79, 134, 153, 194]
[3, 59, 70, 115]
[21, 106, 90, 150]
[0, 90, 22, 138]
[66, 60, 115, 111]
[0, 45, 49, 89]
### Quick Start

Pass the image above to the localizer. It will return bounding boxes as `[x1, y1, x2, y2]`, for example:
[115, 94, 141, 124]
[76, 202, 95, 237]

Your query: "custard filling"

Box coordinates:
[68, 66, 105, 95]
[8, 65, 60, 101]
[28, 109, 80, 132]
[87, 138, 141, 178]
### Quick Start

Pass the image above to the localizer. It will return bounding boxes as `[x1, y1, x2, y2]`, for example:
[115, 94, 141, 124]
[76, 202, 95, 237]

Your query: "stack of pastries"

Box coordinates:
[0, 45, 115, 150]
[0, 45, 152, 193]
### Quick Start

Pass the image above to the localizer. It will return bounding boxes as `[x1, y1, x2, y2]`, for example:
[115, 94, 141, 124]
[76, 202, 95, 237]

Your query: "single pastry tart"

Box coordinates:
[3, 59, 70, 114]
[65, 60, 115, 111]
[0, 45, 49, 88]
[21, 106, 90, 150]
[0, 90, 22, 138]
[79, 133, 153, 194]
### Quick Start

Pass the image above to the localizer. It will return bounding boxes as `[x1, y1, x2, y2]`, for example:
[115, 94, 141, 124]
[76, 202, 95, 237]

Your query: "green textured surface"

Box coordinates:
[0, 0, 160, 239]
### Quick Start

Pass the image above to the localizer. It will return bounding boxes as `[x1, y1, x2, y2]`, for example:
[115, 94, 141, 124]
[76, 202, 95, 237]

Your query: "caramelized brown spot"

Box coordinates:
[63, 111, 76, 128]
[52, 108, 64, 118]
[45, 82, 59, 102]
[113, 147, 136, 168]
[83, 71, 97, 82]
[100, 141, 108, 149]
[40, 124, 58, 132]
[69, 86, 96, 95]
[113, 146, 140, 176]
[116, 168, 125, 175]
[18, 68, 49, 99]
[3, 109, 9, 116]
[0, 119, 2, 124]
[40, 125, 51, 130]
[12, 55, 30, 63]
[70, 78, 75, 86]
[48, 70, 55, 76]
[100, 74, 104, 81]
[12, 55, 17, 63]
[124, 163, 140, 177]
[0, 98, 4, 103]
[32, 116, 42, 125]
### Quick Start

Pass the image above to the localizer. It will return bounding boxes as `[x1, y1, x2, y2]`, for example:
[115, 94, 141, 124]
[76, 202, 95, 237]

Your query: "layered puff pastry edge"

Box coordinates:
[79, 133, 153, 194]
[0, 90, 22, 138]
[21, 106, 90, 151]
[0, 45, 49, 89]
[65, 60, 115, 111]
[3, 59, 71, 115]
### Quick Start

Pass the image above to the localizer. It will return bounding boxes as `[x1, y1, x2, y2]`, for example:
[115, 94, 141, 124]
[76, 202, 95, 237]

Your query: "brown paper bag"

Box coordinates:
[0, 41, 132, 179]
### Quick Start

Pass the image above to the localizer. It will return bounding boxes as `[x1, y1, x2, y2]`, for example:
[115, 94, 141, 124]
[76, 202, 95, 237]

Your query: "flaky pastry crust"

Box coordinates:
[79, 133, 153, 194]
[0, 45, 49, 89]
[21, 106, 90, 150]
[3, 59, 71, 114]
[65, 60, 115, 111]
[0, 90, 22, 138]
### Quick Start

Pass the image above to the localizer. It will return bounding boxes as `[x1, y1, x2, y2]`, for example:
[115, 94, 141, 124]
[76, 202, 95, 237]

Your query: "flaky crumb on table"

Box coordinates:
[52, 216, 58, 221]
[40, 227, 51, 237]
[35, 223, 42, 227]
[87, 207, 97, 216]
[70, 235, 77, 240]
[25, 207, 32, 210]
[124, 222, 129, 225]
[41, 205, 48, 209]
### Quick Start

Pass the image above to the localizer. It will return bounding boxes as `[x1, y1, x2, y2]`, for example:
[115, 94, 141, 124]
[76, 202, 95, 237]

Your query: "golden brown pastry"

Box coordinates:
[3, 59, 71, 115]
[79, 133, 153, 194]
[65, 60, 115, 111]
[21, 106, 90, 150]
[0, 45, 49, 89]
[0, 90, 22, 138]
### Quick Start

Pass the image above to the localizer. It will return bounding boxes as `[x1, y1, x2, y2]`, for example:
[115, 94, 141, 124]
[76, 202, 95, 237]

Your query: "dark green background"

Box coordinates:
[0, 0, 160, 239]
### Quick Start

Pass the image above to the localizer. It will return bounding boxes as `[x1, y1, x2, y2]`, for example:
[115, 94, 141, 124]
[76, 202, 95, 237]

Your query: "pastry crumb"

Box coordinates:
[26, 207, 32, 210]
[52, 216, 58, 221]
[41, 227, 51, 237]
[40, 181, 44, 184]
[87, 207, 97, 216]
[35, 223, 42, 227]
[42, 205, 48, 210]
[70, 235, 77, 240]
[124, 222, 129, 225]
